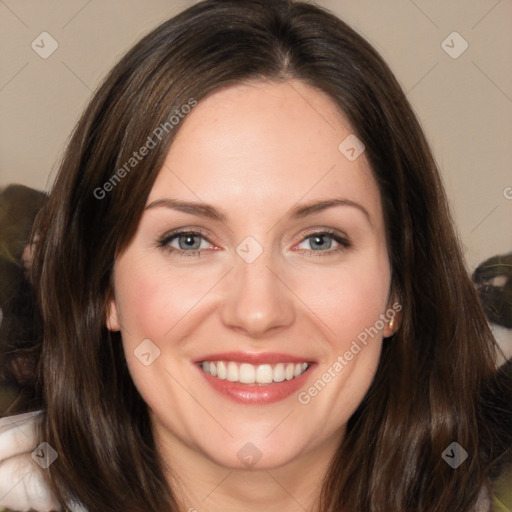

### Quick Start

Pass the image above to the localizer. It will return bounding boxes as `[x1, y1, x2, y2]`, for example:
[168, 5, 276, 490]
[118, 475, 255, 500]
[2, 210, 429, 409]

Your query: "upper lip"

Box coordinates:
[194, 352, 315, 365]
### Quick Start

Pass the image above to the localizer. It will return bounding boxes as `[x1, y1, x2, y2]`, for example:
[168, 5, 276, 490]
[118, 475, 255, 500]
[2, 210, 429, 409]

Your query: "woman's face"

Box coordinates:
[108, 79, 395, 471]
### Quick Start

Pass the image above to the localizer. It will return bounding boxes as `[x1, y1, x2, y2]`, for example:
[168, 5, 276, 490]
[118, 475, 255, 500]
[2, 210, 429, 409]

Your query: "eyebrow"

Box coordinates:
[144, 197, 372, 226]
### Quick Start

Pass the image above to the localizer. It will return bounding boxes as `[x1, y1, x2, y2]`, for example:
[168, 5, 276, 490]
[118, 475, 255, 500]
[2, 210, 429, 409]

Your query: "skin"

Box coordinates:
[107, 79, 399, 512]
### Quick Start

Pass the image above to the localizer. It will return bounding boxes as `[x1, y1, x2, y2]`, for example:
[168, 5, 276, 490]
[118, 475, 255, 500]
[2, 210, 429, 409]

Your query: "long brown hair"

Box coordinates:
[28, 0, 507, 510]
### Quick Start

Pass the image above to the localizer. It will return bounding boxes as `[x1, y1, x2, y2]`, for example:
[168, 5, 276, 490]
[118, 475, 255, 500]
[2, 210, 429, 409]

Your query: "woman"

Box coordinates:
[0, 0, 510, 510]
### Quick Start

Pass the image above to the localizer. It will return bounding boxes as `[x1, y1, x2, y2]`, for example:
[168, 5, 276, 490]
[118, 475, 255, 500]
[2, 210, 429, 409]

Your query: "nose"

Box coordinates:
[219, 250, 296, 338]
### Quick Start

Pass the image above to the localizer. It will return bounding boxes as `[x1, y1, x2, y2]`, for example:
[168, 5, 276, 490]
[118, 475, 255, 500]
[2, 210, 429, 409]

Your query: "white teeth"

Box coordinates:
[273, 363, 285, 382]
[226, 361, 238, 382]
[217, 361, 227, 379]
[200, 360, 310, 384]
[256, 364, 273, 384]
[239, 363, 255, 384]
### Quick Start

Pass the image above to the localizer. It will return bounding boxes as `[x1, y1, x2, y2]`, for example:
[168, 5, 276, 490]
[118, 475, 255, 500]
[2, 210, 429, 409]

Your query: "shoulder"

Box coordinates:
[465, 476, 512, 512]
[493, 463, 512, 512]
[0, 410, 61, 512]
[473, 484, 493, 512]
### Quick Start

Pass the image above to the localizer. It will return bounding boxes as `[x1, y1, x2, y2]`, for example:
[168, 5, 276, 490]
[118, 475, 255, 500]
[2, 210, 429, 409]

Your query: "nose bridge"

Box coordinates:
[219, 243, 295, 336]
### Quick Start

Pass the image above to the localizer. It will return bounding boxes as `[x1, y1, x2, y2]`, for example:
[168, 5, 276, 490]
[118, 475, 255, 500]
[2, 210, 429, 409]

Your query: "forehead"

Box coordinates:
[148, 79, 382, 228]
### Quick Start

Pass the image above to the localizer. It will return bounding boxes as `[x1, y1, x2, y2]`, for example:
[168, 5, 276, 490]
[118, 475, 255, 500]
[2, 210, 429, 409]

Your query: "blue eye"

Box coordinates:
[296, 230, 351, 256]
[157, 228, 351, 258]
[158, 230, 212, 257]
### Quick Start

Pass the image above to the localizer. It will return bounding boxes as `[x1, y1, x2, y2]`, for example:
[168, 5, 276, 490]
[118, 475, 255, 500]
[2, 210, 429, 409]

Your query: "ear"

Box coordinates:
[106, 298, 121, 331]
[383, 296, 402, 338]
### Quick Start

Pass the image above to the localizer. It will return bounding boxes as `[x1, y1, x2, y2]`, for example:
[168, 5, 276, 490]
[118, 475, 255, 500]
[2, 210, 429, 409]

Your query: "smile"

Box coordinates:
[200, 361, 310, 385]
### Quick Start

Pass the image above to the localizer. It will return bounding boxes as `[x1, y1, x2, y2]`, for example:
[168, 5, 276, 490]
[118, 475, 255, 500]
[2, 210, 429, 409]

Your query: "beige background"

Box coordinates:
[1, 0, 511, 274]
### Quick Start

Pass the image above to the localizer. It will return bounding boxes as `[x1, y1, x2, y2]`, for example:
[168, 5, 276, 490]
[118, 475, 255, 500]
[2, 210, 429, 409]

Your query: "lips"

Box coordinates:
[193, 352, 316, 405]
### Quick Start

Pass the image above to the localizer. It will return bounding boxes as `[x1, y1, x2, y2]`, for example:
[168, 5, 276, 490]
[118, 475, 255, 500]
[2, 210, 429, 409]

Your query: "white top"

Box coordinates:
[0, 410, 86, 512]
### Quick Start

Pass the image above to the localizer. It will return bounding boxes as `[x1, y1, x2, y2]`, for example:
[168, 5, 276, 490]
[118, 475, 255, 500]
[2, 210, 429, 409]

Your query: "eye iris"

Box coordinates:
[310, 234, 332, 250]
[171, 233, 338, 252]
[179, 234, 201, 250]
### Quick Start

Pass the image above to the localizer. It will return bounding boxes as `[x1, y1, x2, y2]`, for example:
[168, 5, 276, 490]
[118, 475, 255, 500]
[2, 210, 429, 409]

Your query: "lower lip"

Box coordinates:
[196, 364, 315, 405]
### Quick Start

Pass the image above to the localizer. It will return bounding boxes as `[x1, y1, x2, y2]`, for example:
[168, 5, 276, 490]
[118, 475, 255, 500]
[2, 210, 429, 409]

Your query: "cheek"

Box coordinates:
[291, 252, 391, 349]
[293, 258, 389, 429]
[113, 254, 215, 342]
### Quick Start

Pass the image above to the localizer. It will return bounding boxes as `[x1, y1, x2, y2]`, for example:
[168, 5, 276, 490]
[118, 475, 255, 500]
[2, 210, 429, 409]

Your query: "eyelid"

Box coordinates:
[296, 227, 345, 241]
[156, 227, 219, 256]
[293, 227, 351, 252]
[158, 226, 216, 244]
[157, 226, 352, 256]
[157, 227, 347, 244]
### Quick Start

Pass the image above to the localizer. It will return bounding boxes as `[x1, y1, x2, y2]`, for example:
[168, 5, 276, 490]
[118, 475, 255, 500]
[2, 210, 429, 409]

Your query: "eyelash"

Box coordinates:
[157, 228, 352, 259]
[296, 229, 352, 257]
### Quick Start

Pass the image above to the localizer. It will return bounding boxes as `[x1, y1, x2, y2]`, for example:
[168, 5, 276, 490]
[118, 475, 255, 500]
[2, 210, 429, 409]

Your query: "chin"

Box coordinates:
[203, 440, 303, 471]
